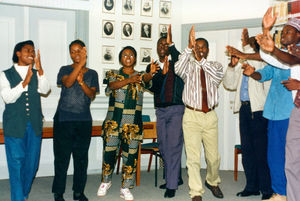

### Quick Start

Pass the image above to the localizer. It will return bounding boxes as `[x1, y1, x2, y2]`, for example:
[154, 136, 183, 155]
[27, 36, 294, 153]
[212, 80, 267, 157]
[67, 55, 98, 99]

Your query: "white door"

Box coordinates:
[0, 4, 76, 179]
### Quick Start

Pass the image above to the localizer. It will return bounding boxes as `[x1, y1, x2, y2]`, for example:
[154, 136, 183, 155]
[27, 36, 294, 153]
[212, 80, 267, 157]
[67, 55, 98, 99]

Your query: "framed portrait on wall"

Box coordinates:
[102, 20, 115, 38]
[140, 48, 152, 64]
[103, 0, 115, 14]
[122, 0, 135, 15]
[141, 0, 153, 17]
[159, 1, 171, 18]
[102, 45, 115, 63]
[140, 23, 152, 40]
[159, 24, 168, 37]
[102, 67, 114, 86]
[121, 22, 134, 40]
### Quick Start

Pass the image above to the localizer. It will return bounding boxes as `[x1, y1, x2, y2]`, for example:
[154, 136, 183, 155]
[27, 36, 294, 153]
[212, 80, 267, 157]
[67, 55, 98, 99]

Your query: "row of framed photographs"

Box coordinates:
[103, 21, 168, 40]
[102, 46, 152, 65]
[103, 0, 172, 18]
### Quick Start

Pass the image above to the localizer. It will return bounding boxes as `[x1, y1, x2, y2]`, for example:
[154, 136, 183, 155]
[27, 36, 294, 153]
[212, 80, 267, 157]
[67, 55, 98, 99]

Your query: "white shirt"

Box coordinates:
[0, 64, 51, 104]
[260, 50, 300, 101]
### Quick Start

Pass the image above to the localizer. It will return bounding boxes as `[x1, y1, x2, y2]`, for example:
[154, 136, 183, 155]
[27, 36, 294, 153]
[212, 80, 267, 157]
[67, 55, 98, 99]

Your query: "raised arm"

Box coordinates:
[262, 7, 277, 34]
[175, 26, 196, 82]
[167, 24, 180, 62]
[256, 33, 300, 65]
[77, 70, 97, 100]
[226, 45, 262, 61]
[242, 63, 262, 81]
[62, 47, 87, 88]
[35, 49, 50, 94]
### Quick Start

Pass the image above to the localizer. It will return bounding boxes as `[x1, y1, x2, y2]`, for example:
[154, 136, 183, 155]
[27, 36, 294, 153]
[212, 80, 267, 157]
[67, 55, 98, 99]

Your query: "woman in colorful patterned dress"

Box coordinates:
[97, 46, 159, 201]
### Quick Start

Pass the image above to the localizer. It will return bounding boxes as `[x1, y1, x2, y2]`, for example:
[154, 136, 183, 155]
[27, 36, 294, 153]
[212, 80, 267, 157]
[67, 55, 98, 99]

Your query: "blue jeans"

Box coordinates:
[5, 122, 42, 201]
[267, 119, 289, 196]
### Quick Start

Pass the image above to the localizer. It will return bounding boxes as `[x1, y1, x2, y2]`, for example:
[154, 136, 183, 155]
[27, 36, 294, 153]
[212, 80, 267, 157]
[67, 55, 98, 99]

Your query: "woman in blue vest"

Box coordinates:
[0, 40, 50, 201]
[52, 40, 99, 201]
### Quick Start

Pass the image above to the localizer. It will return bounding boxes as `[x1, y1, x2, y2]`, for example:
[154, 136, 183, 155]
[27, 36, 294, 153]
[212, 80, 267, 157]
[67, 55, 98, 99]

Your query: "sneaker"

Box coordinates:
[120, 188, 134, 201]
[97, 182, 112, 197]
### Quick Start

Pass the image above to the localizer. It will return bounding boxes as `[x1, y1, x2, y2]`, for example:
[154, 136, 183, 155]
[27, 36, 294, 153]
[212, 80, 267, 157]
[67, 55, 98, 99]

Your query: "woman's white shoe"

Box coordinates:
[120, 188, 134, 201]
[97, 182, 112, 197]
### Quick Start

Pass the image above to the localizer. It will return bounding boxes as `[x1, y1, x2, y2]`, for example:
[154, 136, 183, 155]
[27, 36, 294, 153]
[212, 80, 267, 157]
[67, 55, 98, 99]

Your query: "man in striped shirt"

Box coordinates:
[175, 26, 224, 201]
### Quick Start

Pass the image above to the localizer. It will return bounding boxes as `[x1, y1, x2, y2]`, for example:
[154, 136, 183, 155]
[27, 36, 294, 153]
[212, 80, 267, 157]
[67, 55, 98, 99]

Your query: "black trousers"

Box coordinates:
[52, 116, 92, 194]
[239, 102, 272, 194]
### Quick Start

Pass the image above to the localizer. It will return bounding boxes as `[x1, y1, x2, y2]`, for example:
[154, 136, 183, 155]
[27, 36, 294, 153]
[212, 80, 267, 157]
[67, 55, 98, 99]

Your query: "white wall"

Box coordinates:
[0, 0, 274, 180]
[0, 0, 183, 179]
[180, 0, 270, 24]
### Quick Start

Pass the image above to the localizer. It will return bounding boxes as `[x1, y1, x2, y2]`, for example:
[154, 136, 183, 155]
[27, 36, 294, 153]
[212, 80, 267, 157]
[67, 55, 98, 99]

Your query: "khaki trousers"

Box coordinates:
[183, 107, 221, 198]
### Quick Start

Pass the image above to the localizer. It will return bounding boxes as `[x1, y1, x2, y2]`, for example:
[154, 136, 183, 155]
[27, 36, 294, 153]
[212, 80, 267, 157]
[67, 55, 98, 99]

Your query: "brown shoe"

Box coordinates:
[192, 195, 202, 201]
[205, 180, 224, 198]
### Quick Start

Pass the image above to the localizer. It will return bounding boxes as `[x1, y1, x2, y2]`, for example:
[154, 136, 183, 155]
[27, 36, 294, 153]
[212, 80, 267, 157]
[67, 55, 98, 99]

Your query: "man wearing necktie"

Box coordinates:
[146, 25, 184, 198]
[175, 26, 224, 201]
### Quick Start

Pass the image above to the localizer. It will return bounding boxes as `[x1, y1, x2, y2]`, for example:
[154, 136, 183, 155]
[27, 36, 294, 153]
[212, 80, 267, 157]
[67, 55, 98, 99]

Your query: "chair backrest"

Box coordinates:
[142, 115, 157, 139]
[143, 122, 157, 139]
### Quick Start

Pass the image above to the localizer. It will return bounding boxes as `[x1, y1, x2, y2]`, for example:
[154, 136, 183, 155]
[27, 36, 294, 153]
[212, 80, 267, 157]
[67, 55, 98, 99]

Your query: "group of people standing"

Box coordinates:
[224, 8, 300, 201]
[1, 7, 299, 201]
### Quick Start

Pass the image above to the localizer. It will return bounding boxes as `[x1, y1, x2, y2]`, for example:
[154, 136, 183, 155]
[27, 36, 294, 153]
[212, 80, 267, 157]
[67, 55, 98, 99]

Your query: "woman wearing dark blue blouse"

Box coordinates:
[52, 40, 100, 201]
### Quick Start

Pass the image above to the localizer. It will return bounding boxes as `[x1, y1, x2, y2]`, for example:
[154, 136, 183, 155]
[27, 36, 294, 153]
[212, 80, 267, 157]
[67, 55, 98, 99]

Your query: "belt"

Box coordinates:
[241, 101, 250, 105]
[186, 105, 213, 113]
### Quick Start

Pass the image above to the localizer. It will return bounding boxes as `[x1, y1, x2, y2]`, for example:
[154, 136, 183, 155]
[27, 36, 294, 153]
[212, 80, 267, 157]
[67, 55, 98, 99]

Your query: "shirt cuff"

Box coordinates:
[185, 47, 192, 53]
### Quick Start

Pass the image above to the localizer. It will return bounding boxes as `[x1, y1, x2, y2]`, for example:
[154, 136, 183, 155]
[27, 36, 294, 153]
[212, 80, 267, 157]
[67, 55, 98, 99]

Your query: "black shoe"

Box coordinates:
[54, 193, 65, 201]
[164, 189, 176, 198]
[236, 190, 260, 197]
[262, 193, 273, 200]
[204, 180, 224, 199]
[159, 178, 184, 189]
[73, 192, 88, 201]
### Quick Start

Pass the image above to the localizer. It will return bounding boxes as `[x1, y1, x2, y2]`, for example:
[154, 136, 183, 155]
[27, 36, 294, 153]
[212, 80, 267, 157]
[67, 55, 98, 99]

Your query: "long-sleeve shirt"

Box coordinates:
[260, 49, 300, 101]
[256, 64, 294, 120]
[0, 64, 50, 104]
[175, 47, 223, 109]
[223, 45, 269, 113]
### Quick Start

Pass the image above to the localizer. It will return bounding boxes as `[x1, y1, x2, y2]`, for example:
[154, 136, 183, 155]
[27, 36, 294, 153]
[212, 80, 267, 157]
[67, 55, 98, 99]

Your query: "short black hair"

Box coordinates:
[118, 46, 137, 65]
[157, 36, 167, 45]
[253, 39, 260, 52]
[195, 38, 209, 49]
[12, 40, 34, 63]
[69, 39, 86, 52]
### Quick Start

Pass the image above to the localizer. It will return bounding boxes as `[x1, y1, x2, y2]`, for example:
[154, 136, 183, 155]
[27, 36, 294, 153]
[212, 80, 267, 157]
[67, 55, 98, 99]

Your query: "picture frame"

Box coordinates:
[141, 0, 153, 17]
[102, 67, 114, 86]
[159, 24, 168, 37]
[140, 23, 152, 40]
[122, 0, 135, 15]
[121, 22, 134, 40]
[103, 0, 115, 14]
[159, 1, 171, 18]
[140, 48, 152, 65]
[102, 20, 115, 38]
[102, 45, 115, 64]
